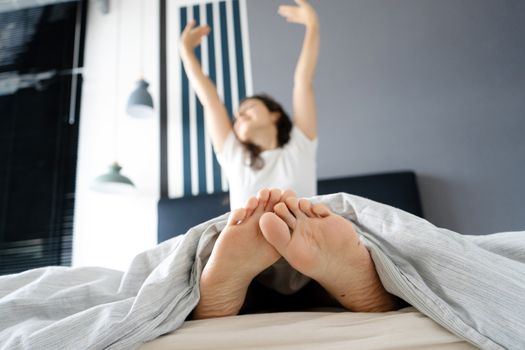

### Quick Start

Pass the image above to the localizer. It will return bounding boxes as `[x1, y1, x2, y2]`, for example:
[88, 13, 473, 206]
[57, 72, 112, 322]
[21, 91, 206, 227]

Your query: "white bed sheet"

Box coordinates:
[140, 307, 477, 350]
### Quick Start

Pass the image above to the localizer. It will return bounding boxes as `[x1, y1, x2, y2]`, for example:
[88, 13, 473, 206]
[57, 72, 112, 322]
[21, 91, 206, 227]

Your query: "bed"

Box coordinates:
[2, 171, 521, 349]
[140, 307, 476, 349]
[147, 171, 475, 350]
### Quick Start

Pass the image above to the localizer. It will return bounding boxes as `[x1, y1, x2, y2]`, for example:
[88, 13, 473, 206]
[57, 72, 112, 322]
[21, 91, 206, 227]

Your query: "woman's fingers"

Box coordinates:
[196, 25, 211, 38]
[182, 19, 196, 36]
[188, 24, 210, 36]
[278, 5, 296, 17]
[278, 1, 317, 26]
[181, 21, 211, 48]
[278, 6, 300, 22]
[186, 19, 196, 29]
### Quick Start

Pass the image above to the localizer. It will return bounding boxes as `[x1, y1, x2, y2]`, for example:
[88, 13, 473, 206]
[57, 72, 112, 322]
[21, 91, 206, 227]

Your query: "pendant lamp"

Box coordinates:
[126, 0, 154, 118]
[91, 0, 135, 193]
[127, 78, 153, 117]
[91, 162, 135, 193]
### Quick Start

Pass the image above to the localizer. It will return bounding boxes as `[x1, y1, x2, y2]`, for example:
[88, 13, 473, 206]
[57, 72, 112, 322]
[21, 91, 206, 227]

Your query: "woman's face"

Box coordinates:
[233, 99, 278, 143]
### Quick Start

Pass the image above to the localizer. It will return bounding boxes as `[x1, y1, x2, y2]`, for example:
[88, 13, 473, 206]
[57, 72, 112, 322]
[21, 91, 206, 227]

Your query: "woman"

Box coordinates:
[179, 0, 320, 209]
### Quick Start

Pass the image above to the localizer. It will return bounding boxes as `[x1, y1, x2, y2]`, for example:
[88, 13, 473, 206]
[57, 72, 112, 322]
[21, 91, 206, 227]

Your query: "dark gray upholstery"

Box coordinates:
[157, 171, 423, 243]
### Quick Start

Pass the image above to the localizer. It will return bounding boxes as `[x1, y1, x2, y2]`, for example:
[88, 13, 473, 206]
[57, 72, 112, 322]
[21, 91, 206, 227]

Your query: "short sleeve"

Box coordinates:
[289, 126, 318, 152]
[216, 130, 238, 168]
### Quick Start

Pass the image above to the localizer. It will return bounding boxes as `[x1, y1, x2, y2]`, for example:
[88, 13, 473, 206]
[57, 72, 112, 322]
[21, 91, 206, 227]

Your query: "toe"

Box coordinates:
[257, 188, 270, 201]
[298, 199, 315, 218]
[284, 196, 303, 218]
[227, 208, 246, 225]
[259, 212, 291, 256]
[244, 196, 258, 218]
[256, 188, 270, 211]
[281, 189, 297, 202]
[265, 188, 282, 211]
[273, 202, 297, 230]
[312, 203, 331, 218]
[254, 189, 270, 214]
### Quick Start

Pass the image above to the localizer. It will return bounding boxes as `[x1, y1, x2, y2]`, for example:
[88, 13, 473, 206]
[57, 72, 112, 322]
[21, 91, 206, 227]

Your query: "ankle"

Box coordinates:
[345, 281, 397, 312]
[194, 281, 249, 319]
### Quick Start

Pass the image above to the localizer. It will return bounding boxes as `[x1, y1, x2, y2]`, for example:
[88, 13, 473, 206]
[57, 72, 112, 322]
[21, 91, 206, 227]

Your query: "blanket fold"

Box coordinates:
[0, 193, 523, 350]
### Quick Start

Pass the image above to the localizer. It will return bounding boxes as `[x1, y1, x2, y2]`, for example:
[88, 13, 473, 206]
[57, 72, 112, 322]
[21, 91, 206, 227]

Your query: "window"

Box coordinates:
[0, 1, 86, 275]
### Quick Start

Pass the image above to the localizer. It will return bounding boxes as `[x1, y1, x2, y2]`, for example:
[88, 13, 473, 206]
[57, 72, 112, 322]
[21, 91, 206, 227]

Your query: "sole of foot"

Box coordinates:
[259, 196, 398, 312]
[193, 188, 295, 319]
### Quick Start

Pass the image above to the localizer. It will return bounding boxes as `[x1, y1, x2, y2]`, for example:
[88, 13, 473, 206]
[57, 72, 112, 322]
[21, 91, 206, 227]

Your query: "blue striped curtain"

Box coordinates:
[174, 0, 250, 197]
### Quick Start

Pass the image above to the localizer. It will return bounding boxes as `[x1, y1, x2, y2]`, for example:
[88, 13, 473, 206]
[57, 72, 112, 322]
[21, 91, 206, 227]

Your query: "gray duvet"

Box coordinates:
[0, 193, 524, 350]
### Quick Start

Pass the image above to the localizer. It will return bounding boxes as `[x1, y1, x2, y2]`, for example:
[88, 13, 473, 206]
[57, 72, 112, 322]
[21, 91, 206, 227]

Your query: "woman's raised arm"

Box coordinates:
[279, 0, 320, 140]
[179, 20, 232, 153]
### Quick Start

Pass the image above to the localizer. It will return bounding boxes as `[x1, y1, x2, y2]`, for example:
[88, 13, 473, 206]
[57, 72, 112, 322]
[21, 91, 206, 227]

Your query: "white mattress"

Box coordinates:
[140, 307, 477, 350]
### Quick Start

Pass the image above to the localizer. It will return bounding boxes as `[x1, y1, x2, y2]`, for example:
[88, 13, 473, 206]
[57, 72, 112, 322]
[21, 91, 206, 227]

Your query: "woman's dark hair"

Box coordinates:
[238, 94, 292, 170]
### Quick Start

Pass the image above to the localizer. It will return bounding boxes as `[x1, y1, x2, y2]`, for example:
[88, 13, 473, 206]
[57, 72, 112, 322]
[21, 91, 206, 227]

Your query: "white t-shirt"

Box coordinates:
[217, 126, 318, 209]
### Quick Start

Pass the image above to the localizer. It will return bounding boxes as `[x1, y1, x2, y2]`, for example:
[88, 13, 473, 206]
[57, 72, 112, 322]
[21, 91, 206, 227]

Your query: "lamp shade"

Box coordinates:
[91, 162, 135, 194]
[126, 78, 154, 118]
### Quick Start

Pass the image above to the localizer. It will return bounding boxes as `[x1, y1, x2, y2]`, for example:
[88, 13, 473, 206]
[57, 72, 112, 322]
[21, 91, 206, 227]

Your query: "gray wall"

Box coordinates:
[246, 0, 525, 235]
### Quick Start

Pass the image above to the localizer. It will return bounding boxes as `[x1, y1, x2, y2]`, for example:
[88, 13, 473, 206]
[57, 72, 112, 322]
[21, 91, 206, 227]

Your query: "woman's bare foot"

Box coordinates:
[259, 196, 398, 312]
[193, 188, 295, 319]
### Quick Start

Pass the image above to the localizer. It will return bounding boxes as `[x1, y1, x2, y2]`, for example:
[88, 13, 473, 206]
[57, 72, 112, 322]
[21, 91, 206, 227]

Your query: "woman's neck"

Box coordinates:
[250, 126, 278, 151]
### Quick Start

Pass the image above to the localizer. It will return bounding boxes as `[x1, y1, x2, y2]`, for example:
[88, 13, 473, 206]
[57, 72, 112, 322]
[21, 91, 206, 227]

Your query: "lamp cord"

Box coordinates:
[114, 0, 121, 163]
[139, 0, 144, 78]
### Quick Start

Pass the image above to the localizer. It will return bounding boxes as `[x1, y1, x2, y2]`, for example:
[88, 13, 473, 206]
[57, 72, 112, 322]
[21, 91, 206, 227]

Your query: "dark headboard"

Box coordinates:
[158, 171, 423, 243]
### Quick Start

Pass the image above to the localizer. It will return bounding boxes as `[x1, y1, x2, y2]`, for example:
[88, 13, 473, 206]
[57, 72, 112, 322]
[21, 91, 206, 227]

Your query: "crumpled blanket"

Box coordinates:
[0, 193, 524, 350]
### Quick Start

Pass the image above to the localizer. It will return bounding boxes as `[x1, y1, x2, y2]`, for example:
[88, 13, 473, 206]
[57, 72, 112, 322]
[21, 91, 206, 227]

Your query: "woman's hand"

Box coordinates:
[180, 19, 211, 53]
[278, 0, 319, 27]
